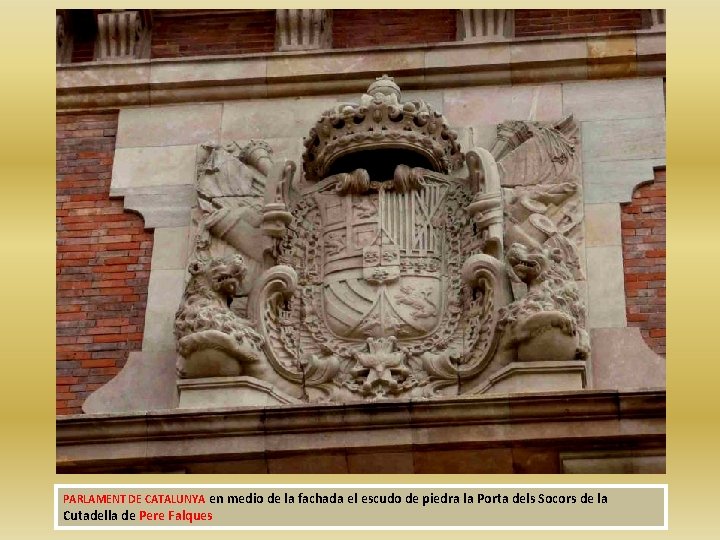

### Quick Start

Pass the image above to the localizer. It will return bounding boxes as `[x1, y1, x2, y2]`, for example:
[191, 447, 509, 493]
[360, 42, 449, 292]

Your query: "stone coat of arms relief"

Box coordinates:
[174, 76, 588, 405]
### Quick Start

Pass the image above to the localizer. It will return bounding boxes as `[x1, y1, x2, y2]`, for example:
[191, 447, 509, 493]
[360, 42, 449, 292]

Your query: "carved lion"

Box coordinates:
[497, 243, 589, 363]
[174, 255, 266, 378]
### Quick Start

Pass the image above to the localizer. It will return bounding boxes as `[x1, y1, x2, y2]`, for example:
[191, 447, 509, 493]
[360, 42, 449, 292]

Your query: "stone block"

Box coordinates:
[347, 451, 414, 474]
[151, 227, 191, 271]
[119, 185, 196, 229]
[267, 452, 349, 474]
[511, 63, 588, 85]
[443, 84, 562, 127]
[56, 63, 150, 89]
[111, 145, 197, 192]
[511, 447, 560, 474]
[511, 38, 587, 64]
[116, 103, 222, 148]
[587, 36, 637, 79]
[563, 78, 665, 121]
[413, 448, 514, 473]
[188, 460, 268, 474]
[560, 450, 665, 473]
[142, 269, 187, 352]
[221, 96, 340, 140]
[584, 159, 666, 203]
[426, 43, 510, 70]
[582, 117, 665, 163]
[177, 377, 300, 409]
[587, 35, 636, 60]
[586, 246, 627, 328]
[637, 33, 666, 57]
[150, 58, 266, 85]
[584, 203, 621, 247]
[266, 49, 425, 80]
[81, 351, 178, 414]
[590, 327, 666, 390]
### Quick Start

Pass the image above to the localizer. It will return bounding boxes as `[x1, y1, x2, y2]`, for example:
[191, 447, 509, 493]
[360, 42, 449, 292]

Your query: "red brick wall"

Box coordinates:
[57, 112, 154, 414]
[515, 9, 643, 37]
[621, 169, 666, 356]
[333, 10, 456, 49]
[151, 10, 276, 58]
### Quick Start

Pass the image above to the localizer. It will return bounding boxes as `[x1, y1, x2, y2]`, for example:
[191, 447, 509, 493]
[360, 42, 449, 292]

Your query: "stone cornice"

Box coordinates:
[56, 389, 665, 470]
[56, 29, 665, 112]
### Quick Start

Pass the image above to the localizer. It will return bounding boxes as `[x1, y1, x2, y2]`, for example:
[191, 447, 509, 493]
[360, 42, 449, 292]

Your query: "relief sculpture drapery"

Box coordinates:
[174, 76, 589, 403]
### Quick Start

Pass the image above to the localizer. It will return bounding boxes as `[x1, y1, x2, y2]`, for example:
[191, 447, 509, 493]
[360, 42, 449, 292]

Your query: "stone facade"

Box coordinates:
[56, 9, 665, 474]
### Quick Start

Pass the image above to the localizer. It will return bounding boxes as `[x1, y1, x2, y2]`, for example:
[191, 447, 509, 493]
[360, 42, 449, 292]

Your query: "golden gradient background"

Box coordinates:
[0, 0, 702, 537]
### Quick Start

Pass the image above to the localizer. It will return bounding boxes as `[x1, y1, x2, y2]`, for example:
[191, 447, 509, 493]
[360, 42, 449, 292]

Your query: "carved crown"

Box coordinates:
[302, 75, 464, 182]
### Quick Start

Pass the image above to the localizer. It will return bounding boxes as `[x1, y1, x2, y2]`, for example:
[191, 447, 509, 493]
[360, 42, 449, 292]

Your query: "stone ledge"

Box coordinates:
[57, 389, 665, 472]
[56, 30, 665, 112]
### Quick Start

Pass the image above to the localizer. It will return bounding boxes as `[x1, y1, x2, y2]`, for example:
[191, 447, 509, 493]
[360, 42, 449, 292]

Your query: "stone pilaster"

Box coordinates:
[275, 9, 332, 51]
[56, 11, 72, 64]
[644, 9, 666, 30]
[457, 9, 514, 41]
[95, 9, 151, 61]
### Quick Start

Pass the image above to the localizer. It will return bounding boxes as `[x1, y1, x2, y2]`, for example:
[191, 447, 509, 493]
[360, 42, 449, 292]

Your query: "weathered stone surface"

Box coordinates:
[178, 377, 300, 409]
[111, 145, 197, 192]
[586, 246, 627, 328]
[347, 451, 415, 474]
[444, 84, 562, 126]
[116, 104, 222, 148]
[584, 203, 621, 247]
[587, 36, 637, 79]
[582, 117, 665, 163]
[637, 32, 666, 57]
[143, 269, 187, 352]
[590, 327, 666, 389]
[426, 43, 510, 69]
[511, 38, 587, 64]
[151, 227, 191, 271]
[119, 185, 195, 228]
[56, 64, 150, 89]
[583, 159, 666, 203]
[268, 453, 349, 474]
[150, 58, 266, 85]
[221, 97, 339, 140]
[562, 78, 665, 121]
[266, 49, 425, 80]
[57, 389, 666, 472]
[414, 448, 514, 473]
[81, 352, 178, 414]
[560, 450, 665, 473]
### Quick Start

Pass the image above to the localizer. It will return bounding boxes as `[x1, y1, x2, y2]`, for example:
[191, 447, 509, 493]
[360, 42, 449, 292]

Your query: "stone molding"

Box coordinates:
[95, 10, 151, 61]
[57, 389, 665, 471]
[56, 29, 665, 112]
[457, 10, 514, 41]
[276, 9, 332, 51]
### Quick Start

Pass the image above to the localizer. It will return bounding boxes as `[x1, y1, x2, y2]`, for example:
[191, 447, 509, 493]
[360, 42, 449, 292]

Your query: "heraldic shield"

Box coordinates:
[315, 181, 448, 341]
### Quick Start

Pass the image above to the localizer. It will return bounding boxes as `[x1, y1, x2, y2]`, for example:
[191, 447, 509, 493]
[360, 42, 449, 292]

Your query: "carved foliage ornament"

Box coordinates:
[174, 76, 588, 402]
